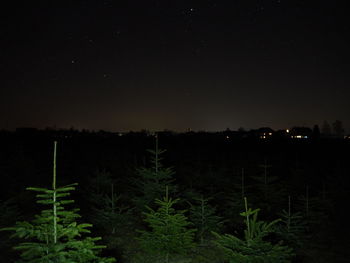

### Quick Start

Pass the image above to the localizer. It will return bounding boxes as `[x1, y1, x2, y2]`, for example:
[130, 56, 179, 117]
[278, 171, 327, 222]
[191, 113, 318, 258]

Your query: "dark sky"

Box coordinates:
[2, 0, 349, 132]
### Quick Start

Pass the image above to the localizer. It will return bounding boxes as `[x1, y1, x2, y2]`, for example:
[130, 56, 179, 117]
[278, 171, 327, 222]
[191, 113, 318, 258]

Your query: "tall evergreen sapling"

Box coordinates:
[0, 198, 21, 261]
[189, 195, 223, 244]
[251, 159, 285, 215]
[137, 186, 196, 263]
[212, 197, 294, 263]
[1, 141, 115, 263]
[274, 195, 307, 249]
[297, 185, 330, 227]
[89, 181, 134, 257]
[132, 135, 176, 211]
[85, 170, 133, 241]
[224, 167, 247, 225]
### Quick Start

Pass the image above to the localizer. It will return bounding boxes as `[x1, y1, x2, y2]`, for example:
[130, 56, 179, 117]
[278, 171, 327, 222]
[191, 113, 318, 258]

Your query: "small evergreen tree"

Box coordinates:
[1, 141, 115, 263]
[274, 196, 307, 250]
[251, 159, 285, 216]
[297, 185, 329, 226]
[0, 198, 21, 262]
[137, 186, 196, 263]
[132, 135, 176, 211]
[84, 170, 116, 209]
[188, 195, 223, 244]
[91, 183, 133, 235]
[223, 167, 248, 226]
[84, 170, 134, 242]
[212, 197, 294, 263]
[89, 182, 135, 261]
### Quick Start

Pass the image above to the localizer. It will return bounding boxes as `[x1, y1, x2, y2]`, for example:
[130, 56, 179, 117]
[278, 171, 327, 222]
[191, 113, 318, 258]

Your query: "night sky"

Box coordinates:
[2, 0, 349, 132]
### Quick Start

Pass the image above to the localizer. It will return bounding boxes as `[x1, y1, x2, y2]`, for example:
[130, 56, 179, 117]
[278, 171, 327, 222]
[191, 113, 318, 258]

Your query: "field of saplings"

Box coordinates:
[1, 131, 349, 262]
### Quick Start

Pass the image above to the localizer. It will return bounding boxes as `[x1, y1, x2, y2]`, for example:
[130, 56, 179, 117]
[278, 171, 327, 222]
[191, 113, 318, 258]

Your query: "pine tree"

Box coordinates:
[212, 197, 294, 263]
[1, 141, 115, 263]
[132, 135, 176, 211]
[137, 186, 196, 263]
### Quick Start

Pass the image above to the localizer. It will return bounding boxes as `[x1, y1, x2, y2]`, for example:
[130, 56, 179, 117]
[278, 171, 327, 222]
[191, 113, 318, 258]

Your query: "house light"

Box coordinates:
[286, 129, 290, 133]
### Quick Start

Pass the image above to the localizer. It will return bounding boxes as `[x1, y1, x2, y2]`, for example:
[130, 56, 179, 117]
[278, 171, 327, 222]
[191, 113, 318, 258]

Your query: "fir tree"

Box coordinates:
[297, 185, 330, 227]
[89, 181, 135, 260]
[132, 135, 176, 211]
[137, 186, 196, 263]
[295, 185, 333, 260]
[274, 196, 307, 250]
[0, 198, 21, 262]
[188, 195, 224, 244]
[84, 170, 116, 208]
[223, 167, 248, 226]
[1, 141, 115, 263]
[90, 183, 133, 235]
[84, 170, 134, 241]
[251, 159, 285, 216]
[212, 197, 294, 263]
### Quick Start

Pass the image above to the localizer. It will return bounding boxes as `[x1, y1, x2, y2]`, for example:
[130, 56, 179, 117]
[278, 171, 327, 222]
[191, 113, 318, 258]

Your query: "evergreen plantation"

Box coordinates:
[0, 131, 349, 262]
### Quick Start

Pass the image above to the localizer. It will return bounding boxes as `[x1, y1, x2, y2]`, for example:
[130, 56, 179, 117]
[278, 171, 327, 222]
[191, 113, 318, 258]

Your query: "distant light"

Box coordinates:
[268, 132, 272, 136]
[293, 135, 308, 139]
[286, 129, 290, 133]
[226, 135, 229, 139]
